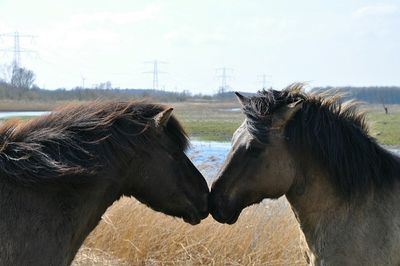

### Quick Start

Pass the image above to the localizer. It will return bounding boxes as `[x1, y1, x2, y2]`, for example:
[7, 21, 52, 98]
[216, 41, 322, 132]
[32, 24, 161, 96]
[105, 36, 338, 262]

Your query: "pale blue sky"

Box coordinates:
[0, 0, 399, 93]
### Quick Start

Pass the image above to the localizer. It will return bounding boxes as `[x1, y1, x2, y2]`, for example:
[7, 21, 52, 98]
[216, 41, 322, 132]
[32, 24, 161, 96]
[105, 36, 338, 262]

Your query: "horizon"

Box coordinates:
[1, 0, 399, 94]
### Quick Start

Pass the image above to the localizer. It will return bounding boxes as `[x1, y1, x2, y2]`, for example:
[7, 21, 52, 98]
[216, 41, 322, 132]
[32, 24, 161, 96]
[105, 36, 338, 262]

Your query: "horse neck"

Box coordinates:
[285, 165, 352, 263]
[286, 163, 344, 232]
[64, 178, 127, 259]
[285, 160, 400, 264]
[0, 176, 124, 265]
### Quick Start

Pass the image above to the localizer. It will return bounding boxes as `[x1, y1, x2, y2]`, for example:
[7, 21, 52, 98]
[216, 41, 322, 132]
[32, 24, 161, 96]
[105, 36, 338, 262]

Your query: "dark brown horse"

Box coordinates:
[210, 84, 400, 265]
[0, 101, 209, 266]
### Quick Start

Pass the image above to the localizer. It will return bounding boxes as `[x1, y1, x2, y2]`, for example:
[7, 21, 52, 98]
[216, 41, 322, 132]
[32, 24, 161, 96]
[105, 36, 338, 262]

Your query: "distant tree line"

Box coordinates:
[1, 65, 400, 103]
[0, 81, 215, 102]
[312, 86, 400, 104]
[0, 66, 213, 102]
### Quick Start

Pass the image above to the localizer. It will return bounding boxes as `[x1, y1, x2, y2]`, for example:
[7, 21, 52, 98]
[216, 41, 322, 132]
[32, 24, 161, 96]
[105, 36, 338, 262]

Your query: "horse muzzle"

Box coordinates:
[209, 190, 241, 224]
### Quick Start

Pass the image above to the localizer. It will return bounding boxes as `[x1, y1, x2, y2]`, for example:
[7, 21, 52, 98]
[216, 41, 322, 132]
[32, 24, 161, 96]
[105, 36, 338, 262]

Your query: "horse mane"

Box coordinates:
[0, 101, 188, 186]
[243, 83, 400, 199]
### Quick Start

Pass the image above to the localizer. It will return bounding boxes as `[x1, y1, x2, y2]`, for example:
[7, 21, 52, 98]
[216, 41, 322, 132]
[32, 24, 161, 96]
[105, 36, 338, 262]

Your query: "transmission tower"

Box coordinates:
[0, 31, 36, 68]
[81, 76, 86, 89]
[216, 67, 233, 93]
[143, 60, 167, 90]
[258, 74, 271, 89]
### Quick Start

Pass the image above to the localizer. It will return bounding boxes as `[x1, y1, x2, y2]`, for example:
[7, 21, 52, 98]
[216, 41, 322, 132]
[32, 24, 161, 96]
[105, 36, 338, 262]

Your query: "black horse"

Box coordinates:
[0, 101, 209, 265]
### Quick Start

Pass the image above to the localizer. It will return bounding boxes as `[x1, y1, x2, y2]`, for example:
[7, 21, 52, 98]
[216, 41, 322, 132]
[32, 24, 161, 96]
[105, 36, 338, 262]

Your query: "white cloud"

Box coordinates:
[0, 21, 12, 33]
[164, 30, 180, 42]
[163, 27, 227, 46]
[68, 4, 161, 27]
[353, 4, 398, 18]
[32, 4, 162, 65]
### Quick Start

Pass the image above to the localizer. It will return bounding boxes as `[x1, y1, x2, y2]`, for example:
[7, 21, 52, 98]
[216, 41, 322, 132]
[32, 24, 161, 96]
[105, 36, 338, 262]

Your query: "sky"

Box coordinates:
[0, 0, 399, 94]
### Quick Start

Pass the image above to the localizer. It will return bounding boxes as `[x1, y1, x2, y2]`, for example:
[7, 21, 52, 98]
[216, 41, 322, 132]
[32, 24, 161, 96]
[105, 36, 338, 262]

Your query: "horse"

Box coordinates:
[209, 84, 400, 265]
[0, 101, 209, 266]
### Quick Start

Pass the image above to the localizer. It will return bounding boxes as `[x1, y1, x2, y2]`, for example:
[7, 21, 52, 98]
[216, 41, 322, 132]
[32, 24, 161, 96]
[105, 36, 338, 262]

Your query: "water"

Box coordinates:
[188, 141, 230, 166]
[0, 111, 49, 119]
[218, 108, 240, 112]
[186, 141, 231, 182]
[391, 149, 400, 156]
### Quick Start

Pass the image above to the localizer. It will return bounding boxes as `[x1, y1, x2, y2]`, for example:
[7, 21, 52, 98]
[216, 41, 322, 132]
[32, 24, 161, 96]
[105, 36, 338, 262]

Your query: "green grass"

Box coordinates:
[182, 120, 242, 142]
[367, 112, 400, 145]
[171, 101, 244, 142]
[1, 102, 399, 145]
[178, 107, 400, 145]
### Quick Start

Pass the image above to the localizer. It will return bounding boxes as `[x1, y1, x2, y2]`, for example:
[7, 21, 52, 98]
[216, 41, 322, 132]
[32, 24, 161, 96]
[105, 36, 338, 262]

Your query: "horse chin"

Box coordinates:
[210, 205, 243, 224]
[181, 204, 208, 225]
[225, 210, 241, 224]
[182, 213, 201, 225]
[209, 193, 244, 224]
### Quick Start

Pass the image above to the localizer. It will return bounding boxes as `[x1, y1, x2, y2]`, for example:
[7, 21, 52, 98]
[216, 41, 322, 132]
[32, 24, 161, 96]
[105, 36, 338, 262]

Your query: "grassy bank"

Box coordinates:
[367, 112, 400, 145]
[1, 101, 399, 145]
[180, 110, 400, 145]
[182, 120, 242, 141]
[0, 100, 66, 111]
[174, 102, 400, 145]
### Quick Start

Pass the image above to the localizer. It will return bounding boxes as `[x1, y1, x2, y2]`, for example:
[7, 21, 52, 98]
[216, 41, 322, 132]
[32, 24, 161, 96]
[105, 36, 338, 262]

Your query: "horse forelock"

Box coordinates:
[0, 101, 188, 186]
[243, 83, 400, 200]
[242, 83, 306, 143]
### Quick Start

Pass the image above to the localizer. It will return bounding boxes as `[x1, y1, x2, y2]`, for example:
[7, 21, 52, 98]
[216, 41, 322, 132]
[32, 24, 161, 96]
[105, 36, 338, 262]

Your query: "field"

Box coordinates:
[173, 101, 244, 142]
[73, 198, 306, 266]
[0, 100, 65, 111]
[1, 99, 399, 145]
[366, 111, 400, 145]
[0, 100, 399, 265]
[175, 101, 400, 146]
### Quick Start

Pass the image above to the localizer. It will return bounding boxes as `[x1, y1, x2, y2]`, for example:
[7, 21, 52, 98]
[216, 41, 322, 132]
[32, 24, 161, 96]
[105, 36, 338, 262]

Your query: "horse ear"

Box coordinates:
[235, 92, 250, 108]
[272, 100, 303, 128]
[153, 108, 173, 128]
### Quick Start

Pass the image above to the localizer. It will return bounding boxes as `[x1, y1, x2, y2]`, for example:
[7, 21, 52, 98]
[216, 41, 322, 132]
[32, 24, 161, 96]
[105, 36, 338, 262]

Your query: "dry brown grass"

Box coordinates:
[73, 197, 307, 266]
[0, 100, 71, 111]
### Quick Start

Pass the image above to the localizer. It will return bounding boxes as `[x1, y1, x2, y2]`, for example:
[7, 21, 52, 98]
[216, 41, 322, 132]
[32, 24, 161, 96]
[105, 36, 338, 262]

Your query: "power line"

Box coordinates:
[0, 31, 36, 68]
[258, 74, 271, 89]
[81, 76, 86, 89]
[216, 67, 233, 93]
[143, 60, 167, 90]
